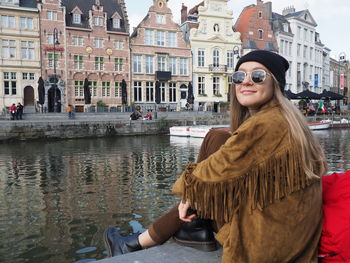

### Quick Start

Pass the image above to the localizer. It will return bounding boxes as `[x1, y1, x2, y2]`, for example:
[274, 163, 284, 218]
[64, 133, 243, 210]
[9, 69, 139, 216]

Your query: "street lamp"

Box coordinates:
[53, 28, 60, 112]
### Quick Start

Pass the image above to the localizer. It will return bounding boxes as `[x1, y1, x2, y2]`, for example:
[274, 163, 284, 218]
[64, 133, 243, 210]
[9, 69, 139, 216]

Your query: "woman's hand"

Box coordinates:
[178, 200, 197, 222]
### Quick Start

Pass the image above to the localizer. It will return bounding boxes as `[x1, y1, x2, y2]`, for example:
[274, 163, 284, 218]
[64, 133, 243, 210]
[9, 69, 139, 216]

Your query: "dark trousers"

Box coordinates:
[148, 129, 231, 244]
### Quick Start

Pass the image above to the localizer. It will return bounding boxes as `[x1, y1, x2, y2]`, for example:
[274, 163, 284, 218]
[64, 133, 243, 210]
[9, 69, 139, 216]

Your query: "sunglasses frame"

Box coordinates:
[232, 69, 270, 84]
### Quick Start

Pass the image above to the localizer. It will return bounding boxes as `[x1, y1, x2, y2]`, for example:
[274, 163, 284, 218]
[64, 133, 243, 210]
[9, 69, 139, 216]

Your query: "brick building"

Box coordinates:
[234, 0, 278, 54]
[0, 0, 40, 113]
[130, 0, 192, 112]
[39, 0, 130, 112]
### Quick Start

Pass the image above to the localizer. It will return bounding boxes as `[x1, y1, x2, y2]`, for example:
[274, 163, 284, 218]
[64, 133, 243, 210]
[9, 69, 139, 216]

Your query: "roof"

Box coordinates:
[61, 0, 128, 33]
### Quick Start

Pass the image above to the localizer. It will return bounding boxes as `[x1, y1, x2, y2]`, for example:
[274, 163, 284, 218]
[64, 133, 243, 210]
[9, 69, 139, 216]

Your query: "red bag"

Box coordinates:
[319, 170, 350, 262]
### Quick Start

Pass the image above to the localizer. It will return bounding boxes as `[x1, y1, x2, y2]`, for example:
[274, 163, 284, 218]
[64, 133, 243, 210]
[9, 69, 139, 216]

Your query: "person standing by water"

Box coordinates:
[16, 103, 23, 120]
[9, 103, 17, 120]
[104, 50, 327, 262]
[66, 104, 73, 119]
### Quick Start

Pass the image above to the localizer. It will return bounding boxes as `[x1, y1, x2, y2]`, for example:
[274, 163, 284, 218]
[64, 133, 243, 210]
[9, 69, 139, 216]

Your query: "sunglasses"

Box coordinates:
[232, 69, 270, 84]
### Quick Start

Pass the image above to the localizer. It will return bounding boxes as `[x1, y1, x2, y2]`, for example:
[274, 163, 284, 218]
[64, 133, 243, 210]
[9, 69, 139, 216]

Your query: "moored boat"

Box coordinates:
[308, 121, 331, 130]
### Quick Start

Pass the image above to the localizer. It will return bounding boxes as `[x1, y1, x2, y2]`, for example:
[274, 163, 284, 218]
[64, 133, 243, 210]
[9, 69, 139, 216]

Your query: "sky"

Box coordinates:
[124, 0, 350, 60]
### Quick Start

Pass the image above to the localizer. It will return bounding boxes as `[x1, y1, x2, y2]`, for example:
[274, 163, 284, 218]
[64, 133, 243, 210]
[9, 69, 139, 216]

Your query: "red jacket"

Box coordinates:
[10, 105, 17, 113]
[319, 170, 350, 262]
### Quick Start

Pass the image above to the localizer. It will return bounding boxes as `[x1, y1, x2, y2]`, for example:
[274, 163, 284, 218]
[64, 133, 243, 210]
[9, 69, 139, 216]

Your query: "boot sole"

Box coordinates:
[172, 236, 218, 252]
[103, 228, 113, 257]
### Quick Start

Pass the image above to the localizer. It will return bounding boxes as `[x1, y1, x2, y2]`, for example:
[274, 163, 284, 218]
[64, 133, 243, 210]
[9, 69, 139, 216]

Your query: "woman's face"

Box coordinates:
[234, 61, 274, 109]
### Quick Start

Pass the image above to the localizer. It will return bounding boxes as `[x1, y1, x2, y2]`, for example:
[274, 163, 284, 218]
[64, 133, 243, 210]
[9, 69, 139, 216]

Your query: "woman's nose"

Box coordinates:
[241, 73, 252, 85]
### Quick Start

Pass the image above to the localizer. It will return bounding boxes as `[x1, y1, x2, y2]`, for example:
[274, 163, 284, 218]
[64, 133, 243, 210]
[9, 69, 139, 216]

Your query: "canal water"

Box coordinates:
[0, 129, 350, 263]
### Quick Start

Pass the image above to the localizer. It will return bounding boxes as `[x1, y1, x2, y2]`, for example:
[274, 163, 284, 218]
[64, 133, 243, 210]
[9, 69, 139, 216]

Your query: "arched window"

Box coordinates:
[258, 11, 262, 18]
[258, 29, 263, 40]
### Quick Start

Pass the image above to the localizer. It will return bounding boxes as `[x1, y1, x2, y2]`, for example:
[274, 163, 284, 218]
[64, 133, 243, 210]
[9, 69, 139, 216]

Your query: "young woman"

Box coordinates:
[104, 50, 327, 262]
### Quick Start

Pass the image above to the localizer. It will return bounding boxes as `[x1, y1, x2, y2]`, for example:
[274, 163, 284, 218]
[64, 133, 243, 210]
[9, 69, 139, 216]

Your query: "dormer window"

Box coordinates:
[113, 18, 120, 29]
[283, 23, 288, 32]
[73, 13, 81, 24]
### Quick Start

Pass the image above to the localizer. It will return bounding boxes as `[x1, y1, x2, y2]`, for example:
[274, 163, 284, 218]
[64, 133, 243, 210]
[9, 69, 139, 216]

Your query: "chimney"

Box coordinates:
[181, 3, 188, 24]
[282, 6, 296, 16]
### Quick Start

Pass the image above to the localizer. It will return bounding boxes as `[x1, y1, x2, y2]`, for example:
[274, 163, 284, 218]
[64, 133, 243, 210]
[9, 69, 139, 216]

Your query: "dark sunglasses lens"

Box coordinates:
[251, 70, 266, 83]
[232, 71, 246, 84]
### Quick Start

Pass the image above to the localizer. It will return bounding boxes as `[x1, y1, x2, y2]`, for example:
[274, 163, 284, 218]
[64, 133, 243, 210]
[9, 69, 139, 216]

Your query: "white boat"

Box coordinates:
[308, 121, 331, 130]
[169, 126, 191, 137]
[170, 125, 230, 138]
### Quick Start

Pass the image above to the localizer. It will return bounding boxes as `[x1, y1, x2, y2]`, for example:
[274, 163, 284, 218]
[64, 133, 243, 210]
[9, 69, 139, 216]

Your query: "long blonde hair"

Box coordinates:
[230, 77, 327, 179]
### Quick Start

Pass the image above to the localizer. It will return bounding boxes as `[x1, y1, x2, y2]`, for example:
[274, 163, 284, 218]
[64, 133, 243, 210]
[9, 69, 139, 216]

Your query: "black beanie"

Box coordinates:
[235, 50, 289, 91]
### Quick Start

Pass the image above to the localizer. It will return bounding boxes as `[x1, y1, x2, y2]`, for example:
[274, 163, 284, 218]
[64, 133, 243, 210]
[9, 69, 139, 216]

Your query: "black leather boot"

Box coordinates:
[104, 227, 142, 257]
[173, 218, 218, 252]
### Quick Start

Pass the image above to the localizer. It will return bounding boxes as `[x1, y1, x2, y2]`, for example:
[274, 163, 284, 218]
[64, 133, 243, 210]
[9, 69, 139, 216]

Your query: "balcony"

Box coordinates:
[209, 64, 227, 73]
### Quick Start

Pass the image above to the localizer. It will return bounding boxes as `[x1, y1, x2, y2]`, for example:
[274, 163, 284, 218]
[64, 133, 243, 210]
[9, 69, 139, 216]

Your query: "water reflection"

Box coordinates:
[0, 130, 349, 263]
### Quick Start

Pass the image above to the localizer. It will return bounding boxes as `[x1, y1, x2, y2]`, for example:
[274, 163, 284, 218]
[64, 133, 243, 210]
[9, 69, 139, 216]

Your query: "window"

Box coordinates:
[169, 82, 176, 102]
[95, 56, 104, 70]
[303, 45, 307, 59]
[73, 36, 83, 46]
[258, 29, 263, 40]
[283, 23, 288, 32]
[29, 73, 35, 80]
[227, 51, 233, 68]
[94, 38, 103, 48]
[115, 82, 121, 97]
[113, 18, 120, 28]
[310, 47, 313, 60]
[3, 72, 16, 95]
[180, 58, 188, 75]
[297, 44, 301, 57]
[48, 53, 58, 68]
[198, 76, 205, 95]
[156, 14, 165, 24]
[258, 11, 262, 18]
[310, 31, 314, 43]
[213, 77, 220, 95]
[48, 34, 54, 44]
[213, 49, 219, 66]
[1, 40, 16, 58]
[102, 82, 110, 97]
[114, 40, 123, 49]
[145, 30, 153, 45]
[133, 81, 142, 102]
[133, 55, 142, 73]
[89, 81, 97, 96]
[73, 13, 81, 24]
[20, 17, 33, 29]
[198, 50, 205, 67]
[1, 15, 15, 28]
[21, 41, 34, 59]
[169, 57, 176, 75]
[297, 26, 301, 40]
[304, 28, 308, 41]
[157, 31, 165, 46]
[115, 58, 123, 72]
[160, 82, 165, 102]
[168, 32, 176, 47]
[23, 73, 28, 79]
[47, 11, 57, 21]
[146, 81, 154, 102]
[74, 55, 83, 69]
[94, 16, 103, 26]
[280, 40, 284, 54]
[288, 62, 292, 77]
[74, 81, 84, 97]
[145, 56, 154, 74]
[157, 56, 166, 71]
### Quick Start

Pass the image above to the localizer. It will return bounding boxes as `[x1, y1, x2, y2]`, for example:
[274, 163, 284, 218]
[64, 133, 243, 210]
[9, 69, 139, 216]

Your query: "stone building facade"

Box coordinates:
[130, 0, 192, 112]
[181, 0, 241, 112]
[39, 0, 130, 112]
[0, 0, 40, 112]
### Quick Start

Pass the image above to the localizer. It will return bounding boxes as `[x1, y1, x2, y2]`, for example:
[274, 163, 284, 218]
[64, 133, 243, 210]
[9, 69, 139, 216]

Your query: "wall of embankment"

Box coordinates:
[0, 118, 229, 142]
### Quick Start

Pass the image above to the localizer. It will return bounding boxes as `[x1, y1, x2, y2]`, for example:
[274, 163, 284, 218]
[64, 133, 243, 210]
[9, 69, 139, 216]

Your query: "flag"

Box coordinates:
[318, 100, 326, 113]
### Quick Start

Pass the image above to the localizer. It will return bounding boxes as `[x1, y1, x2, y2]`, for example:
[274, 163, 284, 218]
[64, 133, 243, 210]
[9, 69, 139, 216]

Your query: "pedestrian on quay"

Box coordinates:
[104, 50, 327, 262]
[9, 103, 17, 120]
[66, 104, 73, 119]
[16, 102, 23, 120]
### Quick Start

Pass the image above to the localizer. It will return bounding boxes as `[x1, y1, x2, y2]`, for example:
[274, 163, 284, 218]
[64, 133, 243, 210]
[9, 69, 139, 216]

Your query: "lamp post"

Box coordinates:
[53, 28, 60, 112]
